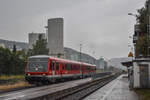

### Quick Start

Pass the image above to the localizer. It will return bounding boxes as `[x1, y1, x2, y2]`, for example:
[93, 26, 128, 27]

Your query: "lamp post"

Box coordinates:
[128, 13, 136, 17]
[128, 13, 136, 58]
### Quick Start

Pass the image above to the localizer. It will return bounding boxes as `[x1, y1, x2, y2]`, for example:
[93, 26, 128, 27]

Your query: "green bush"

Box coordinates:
[0, 47, 26, 75]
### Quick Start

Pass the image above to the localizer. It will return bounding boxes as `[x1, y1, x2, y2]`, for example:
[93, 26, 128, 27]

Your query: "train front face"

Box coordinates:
[25, 56, 50, 84]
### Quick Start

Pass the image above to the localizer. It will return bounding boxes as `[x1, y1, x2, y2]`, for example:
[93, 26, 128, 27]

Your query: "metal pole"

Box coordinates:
[80, 44, 82, 62]
[149, 0, 150, 37]
[149, 0, 150, 41]
[148, 0, 150, 57]
[79, 44, 83, 78]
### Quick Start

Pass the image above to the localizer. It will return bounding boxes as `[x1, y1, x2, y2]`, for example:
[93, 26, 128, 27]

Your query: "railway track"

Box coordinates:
[32, 73, 119, 100]
[0, 73, 120, 100]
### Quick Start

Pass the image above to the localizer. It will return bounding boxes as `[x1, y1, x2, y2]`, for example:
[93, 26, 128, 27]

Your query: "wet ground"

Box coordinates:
[84, 74, 138, 100]
[0, 78, 92, 100]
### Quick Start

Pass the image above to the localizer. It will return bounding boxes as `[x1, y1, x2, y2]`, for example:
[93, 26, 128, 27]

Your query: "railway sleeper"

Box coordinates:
[30, 74, 119, 100]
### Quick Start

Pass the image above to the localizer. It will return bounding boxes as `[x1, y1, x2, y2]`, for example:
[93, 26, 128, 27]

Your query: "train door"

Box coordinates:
[81, 64, 84, 78]
[69, 64, 71, 74]
[50, 60, 55, 76]
[55, 62, 59, 75]
[66, 63, 69, 74]
[64, 64, 68, 74]
[62, 63, 65, 74]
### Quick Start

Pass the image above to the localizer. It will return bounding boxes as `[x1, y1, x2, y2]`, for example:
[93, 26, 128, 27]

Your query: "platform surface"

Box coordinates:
[84, 74, 138, 100]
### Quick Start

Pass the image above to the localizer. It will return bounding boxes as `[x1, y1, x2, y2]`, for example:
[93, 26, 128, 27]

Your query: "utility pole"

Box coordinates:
[79, 44, 82, 62]
[79, 43, 83, 78]
[92, 51, 95, 64]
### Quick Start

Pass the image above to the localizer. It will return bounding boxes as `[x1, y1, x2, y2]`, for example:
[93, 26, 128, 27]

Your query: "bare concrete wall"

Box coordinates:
[47, 18, 64, 57]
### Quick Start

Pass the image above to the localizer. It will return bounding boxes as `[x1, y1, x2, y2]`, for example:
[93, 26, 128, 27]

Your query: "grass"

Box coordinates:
[0, 75, 24, 80]
[0, 81, 31, 91]
[0, 75, 31, 92]
[96, 69, 104, 73]
[134, 89, 150, 100]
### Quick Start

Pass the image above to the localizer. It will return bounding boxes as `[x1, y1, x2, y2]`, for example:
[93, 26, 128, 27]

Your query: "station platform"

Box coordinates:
[84, 74, 138, 100]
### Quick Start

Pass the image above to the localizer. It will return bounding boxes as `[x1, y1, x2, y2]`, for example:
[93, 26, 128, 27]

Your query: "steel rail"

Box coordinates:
[31, 73, 120, 100]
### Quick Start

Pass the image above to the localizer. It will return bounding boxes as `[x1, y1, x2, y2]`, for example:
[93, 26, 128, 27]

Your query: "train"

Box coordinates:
[25, 55, 96, 85]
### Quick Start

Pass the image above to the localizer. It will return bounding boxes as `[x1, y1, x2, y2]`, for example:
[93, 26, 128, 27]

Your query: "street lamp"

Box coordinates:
[128, 13, 137, 58]
[128, 13, 136, 17]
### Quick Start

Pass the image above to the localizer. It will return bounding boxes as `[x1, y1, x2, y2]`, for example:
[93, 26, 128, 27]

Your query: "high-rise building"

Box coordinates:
[47, 18, 64, 57]
[28, 33, 45, 49]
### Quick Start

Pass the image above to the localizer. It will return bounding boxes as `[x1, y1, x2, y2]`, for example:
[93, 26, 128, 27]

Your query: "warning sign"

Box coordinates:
[128, 52, 133, 57]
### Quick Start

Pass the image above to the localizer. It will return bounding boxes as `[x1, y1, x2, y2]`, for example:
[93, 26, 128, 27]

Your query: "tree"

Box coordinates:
[135, 0, 149, 57]
[13, 45, 17, 53]
[136, 34, 149, 57]
[136, 0, 149, 34]
[0, 47, 12, 75]
[0, 47, 26, 75]
[28, 34, 49, 56]
[16, 50, 27, 60]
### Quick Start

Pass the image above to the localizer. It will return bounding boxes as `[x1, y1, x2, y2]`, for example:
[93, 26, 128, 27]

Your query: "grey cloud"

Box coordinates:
[0, 0, 146, 59]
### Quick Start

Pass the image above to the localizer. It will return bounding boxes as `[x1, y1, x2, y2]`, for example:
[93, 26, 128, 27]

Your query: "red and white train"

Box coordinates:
[25, 55, 96, 84]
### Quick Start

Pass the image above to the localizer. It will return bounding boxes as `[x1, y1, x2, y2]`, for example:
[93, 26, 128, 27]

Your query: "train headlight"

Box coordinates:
[43, 73, 46, 76]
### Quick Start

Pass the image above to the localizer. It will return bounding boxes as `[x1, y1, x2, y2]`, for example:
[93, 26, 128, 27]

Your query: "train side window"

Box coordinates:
[72, 64, 73, 70]
[50, 61, 54, 70]
[75, 65, 76, 71]
[56, 62, 59, 70]
[79, 65, 80, 70]
[73, 64, 75, 70]
[74, 65, 75, 70]
[71, 64, 74, 70]
[65, 64, 67, 70]
[62, 63, 65, 70]
[76, 65, 77, 70]
[75, 65, 78, 71]
[70, 64, 71, 70]
[74, 64, 75, 70]
[70, 64, 72, 70]
[68, 64, 70, 70]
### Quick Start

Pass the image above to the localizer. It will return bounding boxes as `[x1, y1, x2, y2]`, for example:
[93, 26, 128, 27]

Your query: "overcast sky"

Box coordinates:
[0, 0, 146, 59]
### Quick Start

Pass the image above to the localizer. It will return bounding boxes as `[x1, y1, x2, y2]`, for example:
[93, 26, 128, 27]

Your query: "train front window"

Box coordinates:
[27, 58, 48, 72]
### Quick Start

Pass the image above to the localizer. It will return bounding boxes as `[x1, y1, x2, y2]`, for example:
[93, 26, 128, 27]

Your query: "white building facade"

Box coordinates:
[133, 58, 150, 88]
[28, 33, 46, 49]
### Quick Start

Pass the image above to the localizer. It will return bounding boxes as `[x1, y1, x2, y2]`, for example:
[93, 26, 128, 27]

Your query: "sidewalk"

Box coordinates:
[84, 74, 138, 100]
